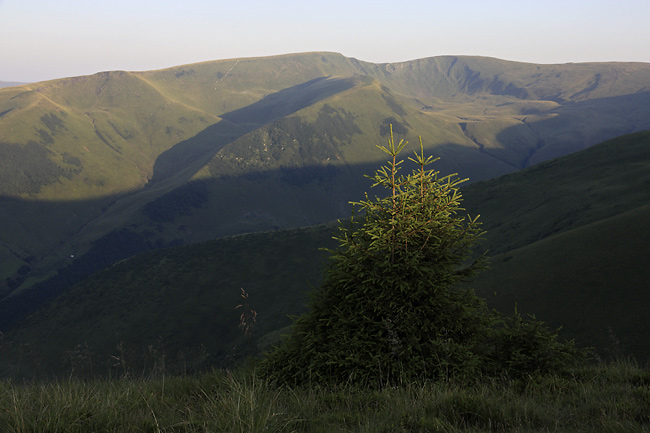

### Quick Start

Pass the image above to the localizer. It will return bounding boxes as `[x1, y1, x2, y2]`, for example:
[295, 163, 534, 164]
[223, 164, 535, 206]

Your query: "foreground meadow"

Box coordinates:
[0, 360, 647, 432]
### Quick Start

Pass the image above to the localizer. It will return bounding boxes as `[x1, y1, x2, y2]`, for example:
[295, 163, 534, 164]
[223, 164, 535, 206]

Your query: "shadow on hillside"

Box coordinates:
[0, 137, 521, 378]
[2, 129, 650, 378]
[2, 86, 650, 369]
[488, 91, 650, 169]
[0, 143, 476, 332]
[0, 75, 361, 331]
[150, 76, 358, 183]
[5, 83, 650, 328]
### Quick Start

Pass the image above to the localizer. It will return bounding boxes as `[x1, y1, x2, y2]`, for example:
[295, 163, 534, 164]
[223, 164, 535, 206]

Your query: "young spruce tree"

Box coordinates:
[259, 128, 582, 386]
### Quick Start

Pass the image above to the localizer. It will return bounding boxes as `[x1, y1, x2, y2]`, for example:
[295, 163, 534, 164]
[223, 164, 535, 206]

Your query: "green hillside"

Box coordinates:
[462, 130, 650, 254]
[472, 203, 650, 361]
[0, 223, 339, 378]
[2, 131, 649, 378]
[2, 52, 650, 330]
[460, 130, 650, 360]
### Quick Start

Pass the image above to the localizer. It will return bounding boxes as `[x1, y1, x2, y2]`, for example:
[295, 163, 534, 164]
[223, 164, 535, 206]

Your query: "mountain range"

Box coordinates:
[1, 52, 650, 364]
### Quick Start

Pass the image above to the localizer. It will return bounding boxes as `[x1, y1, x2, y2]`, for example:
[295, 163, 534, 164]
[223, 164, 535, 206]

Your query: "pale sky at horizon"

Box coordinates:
[1, 0, 649, 83]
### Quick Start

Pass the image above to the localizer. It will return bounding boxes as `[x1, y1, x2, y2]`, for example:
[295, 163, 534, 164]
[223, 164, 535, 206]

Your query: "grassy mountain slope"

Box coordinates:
[362, 56, 650, 166]
[2, 52, 650, 326]
[461, 130, 650, 360]
[472, 203, 650, 361]
[462, 130, 650, 254]
[142, 76, 514, 242]
[0, 72, 220, 260]
[2, 131, 649, 377]
[0, 223, 339, 377]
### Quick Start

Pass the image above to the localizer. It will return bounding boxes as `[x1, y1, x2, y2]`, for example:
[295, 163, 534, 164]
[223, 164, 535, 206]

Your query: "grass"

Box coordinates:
[0, 372, 297, 433]
[462, 130, 650, 256]
[0, 223, 340, 377]
[472, 203, 650, 361]
[0, 359, 647, 432]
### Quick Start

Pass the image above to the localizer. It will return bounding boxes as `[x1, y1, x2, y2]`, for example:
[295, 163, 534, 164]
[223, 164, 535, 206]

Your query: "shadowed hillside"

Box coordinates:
[2, 52, 650, 331]
[0, 223, 340, 378]
[472, 203, 650, 361]
[2, 131, 649, 378]
[462, 130, 650, 255]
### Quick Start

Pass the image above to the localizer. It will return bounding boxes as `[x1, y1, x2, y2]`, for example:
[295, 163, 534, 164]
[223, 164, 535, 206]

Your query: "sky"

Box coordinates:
[1, 0, 649, 83]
